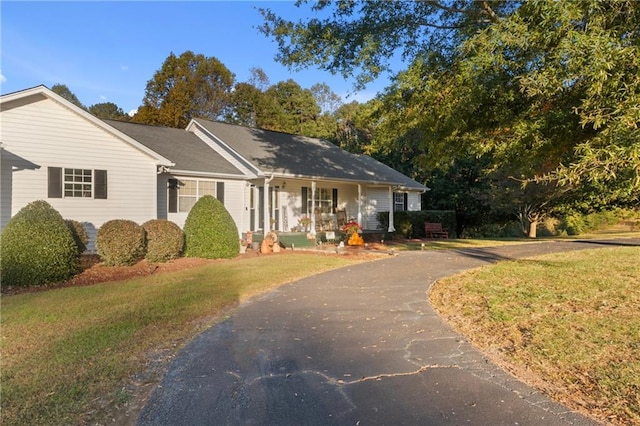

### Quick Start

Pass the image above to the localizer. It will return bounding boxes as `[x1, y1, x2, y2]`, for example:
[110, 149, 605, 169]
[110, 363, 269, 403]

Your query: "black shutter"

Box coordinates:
[168, 179, 178, 213]
[94, 170, 107, 199]
[216, 182, 225, 204]
[48, 167, 62, 198]
[404, 193, 408, 211]
[301, 187, 308, 214]
[332, 188, 338, 213]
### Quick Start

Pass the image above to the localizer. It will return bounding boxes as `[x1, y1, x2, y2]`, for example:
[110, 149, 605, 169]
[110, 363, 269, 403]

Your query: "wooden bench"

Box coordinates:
[424, 222, 449, 239]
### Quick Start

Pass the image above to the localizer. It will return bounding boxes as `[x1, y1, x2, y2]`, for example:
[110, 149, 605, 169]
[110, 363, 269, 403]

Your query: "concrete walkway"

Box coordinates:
[138, 239, 638, 425]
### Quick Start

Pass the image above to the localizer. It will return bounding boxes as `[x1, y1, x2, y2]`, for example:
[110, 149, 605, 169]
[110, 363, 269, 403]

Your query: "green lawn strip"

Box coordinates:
[1, 254, 372, 425]
[388, 237, 548, 251]
[430, 246, 640, 425]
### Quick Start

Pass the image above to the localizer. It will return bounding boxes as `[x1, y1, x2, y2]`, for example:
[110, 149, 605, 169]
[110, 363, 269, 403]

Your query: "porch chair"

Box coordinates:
[336, 210, 347, 229]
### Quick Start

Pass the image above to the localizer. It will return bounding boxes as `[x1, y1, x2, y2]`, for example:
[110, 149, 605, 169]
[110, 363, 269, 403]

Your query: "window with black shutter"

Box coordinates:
[168, 179, 178, 213]
[216, 182, 225, 204]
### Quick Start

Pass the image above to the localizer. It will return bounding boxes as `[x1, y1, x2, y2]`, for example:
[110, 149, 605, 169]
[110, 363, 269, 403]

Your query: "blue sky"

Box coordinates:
[1, 1, 398, 115]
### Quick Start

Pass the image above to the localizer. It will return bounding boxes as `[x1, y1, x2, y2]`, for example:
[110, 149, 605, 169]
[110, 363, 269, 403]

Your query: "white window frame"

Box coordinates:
[308, 187, 333, 213]
[64, 168, 93, 198]
[394, 192, 407, 211]
[177, 179, 217, 213]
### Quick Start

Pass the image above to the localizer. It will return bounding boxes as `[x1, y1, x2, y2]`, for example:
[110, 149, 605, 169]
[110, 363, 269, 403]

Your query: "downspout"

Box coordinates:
[263, 174, 274, 234]
[388, 186, 396, 232]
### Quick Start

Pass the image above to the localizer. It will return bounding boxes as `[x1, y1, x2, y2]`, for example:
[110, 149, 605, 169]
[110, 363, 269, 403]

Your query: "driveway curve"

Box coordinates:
[138, 239, 638, 425]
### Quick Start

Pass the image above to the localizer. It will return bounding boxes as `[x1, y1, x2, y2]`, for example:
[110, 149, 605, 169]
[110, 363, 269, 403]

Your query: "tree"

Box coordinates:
[259, 1, 514, 88]
[262, 79, 321, 135]
[310, 83, 342, 114]
[333, 100, 373, 153]
[133, 51, 235, 128]
[51, 84, 85, 109]
[88, 102, 129, 120]
[225, 82, 266, 127]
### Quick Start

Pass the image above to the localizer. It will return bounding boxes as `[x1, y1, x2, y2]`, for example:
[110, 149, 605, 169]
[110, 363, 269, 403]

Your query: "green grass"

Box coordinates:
[388, 237, 541, 251]
[430, 246, 640, 425]
[0, 254, 372, 425]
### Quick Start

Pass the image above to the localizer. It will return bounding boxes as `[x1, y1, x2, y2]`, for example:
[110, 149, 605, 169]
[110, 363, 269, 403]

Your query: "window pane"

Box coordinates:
[198, 180, 215, 196]
[180, 180, 197, 196]
[179, 196, 196, 212]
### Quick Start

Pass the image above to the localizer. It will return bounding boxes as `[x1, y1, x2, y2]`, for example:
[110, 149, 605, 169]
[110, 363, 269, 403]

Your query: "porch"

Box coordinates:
[243, 230, 391, 250]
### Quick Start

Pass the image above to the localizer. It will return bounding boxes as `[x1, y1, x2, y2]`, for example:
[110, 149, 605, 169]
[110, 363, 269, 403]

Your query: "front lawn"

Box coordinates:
[0, 253, 374, 425]
[430, 246, 640, 425]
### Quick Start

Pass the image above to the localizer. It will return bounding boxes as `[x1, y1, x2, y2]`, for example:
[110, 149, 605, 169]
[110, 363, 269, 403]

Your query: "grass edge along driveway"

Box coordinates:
[430, 245, 640, 426]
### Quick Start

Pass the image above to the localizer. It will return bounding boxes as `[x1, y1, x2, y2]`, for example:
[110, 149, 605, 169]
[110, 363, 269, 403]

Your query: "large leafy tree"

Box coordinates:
[262, 79, 321, 135]
[88, 102, 129, 120]
[133, 51, 235, 128]
[259, 1, 513, 88]
[333, 100, 375, 153]
[51, 84, 85, 109]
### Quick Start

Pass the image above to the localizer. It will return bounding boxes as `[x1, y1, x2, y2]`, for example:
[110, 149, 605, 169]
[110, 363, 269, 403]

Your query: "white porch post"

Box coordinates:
[357, 184, 363, 226]
[263, 177, 272, 233]
[310, 181, 317, 235]
[388, 186, 396, 232]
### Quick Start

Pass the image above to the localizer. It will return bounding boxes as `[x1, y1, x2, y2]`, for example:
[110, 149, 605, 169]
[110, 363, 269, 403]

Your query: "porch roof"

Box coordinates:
[193, 119, 427, 191]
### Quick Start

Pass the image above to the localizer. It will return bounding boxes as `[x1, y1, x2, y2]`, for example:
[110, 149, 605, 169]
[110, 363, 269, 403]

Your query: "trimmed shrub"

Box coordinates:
[96, 220, 146, 266]
[65, 219, 89, 255]
[183, 195, 239, 259]
[142, 219, 184, 263]
[0, 200, 79, 287]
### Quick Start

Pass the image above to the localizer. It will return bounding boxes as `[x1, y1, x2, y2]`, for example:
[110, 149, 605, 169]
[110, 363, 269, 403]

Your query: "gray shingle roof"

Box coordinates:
[104, 120, 243, 176]
[193, 119, 427, 190]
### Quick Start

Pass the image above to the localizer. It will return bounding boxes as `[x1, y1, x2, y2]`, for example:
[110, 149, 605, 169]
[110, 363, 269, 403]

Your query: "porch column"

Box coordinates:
[357, 184, 363, 226]
[388, 186, 396, 232]
[263, 177, 272, 233]
[310, 181, 317, 235]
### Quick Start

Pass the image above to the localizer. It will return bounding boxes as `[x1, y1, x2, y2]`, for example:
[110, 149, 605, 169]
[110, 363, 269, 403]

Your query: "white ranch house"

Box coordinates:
[1, 85, 426, 250]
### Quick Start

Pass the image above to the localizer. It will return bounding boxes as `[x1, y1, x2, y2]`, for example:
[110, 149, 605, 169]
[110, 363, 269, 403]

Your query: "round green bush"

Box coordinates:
[0, 200, 79, 287]
[183, 195, 239, 259]
[142, 219, 184, 263]
[65, 219, 89, 255]
[96, 220, 146, 266]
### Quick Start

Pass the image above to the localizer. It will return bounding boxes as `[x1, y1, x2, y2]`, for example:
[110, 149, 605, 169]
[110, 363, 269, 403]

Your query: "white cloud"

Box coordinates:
[0, 71, 6, 84]
[100, 95, 108, 101]
[128, 109, 137, 117]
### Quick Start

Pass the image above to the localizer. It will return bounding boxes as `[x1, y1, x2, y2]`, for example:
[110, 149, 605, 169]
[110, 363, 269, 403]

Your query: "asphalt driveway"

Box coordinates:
[138, 239, 638, 425]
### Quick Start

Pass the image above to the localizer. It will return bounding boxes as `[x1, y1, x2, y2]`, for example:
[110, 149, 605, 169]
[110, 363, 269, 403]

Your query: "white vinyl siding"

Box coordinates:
[363, 187, 389, 230]
[0, 97, 159, 250]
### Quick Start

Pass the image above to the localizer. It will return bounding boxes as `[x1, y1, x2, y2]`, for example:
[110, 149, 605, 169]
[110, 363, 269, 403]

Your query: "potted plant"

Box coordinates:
[298, 215, 311, 232]
[341, 220, 364, 246]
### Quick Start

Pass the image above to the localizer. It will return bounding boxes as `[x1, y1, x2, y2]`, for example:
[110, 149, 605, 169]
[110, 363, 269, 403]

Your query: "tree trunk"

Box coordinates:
[528, 220, 538, 238]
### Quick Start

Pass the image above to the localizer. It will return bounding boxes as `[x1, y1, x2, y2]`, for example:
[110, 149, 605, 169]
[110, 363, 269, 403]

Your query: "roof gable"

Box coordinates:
[0, 85, 173, 167]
